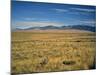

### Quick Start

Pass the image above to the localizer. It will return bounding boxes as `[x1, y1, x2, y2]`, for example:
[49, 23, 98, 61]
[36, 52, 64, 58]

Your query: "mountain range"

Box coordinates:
[15, 25, 96, 32]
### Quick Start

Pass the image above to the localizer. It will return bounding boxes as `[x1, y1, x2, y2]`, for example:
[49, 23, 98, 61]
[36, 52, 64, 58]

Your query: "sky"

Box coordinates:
[11, 0, 96, 29]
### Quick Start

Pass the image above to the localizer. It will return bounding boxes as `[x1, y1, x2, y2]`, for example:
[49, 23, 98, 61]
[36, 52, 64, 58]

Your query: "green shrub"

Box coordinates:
[63, 60, 76, 65]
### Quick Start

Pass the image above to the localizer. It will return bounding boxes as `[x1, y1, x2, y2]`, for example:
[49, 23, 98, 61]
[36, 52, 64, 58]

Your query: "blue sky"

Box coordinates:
[11, 0, 96, 29]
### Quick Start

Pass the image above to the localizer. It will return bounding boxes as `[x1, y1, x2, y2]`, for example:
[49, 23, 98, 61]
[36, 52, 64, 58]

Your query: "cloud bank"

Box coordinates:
[12, 21, 64, 29]
[70, 8, 96, 13]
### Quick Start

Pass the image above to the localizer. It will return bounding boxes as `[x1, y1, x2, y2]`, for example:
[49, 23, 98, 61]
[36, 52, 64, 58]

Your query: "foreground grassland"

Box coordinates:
[11, 30, 96, 74]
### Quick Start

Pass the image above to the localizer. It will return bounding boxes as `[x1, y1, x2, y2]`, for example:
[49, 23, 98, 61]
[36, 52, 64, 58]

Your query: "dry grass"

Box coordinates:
[11, 30, 96, 74]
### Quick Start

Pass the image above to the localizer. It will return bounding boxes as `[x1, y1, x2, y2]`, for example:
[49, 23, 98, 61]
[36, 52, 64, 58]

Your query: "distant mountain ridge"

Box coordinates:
[15, 25, 96, 32]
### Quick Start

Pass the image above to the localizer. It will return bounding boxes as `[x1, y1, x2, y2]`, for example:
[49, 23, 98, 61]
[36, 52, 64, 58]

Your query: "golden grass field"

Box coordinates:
[11, 29, 96, 74]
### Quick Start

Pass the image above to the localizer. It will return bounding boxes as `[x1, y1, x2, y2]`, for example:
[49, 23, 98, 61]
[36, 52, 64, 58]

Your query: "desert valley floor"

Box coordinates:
[11, 29, 96, 74]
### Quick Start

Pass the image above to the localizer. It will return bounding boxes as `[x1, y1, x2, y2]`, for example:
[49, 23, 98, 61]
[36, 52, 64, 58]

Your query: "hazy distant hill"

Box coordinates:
[67, 25, 96, 32]
[14, 25, 96, 32]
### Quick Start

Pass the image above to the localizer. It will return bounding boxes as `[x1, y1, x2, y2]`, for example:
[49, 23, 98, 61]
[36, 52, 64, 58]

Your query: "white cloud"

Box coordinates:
[70, 8, 95, 12]
[79, 20, 96, 24]
[24, 18, 36, 21]
[79, 20, 96, 26]
[53, 8, 68, 13]
[23, 17, 53, 22]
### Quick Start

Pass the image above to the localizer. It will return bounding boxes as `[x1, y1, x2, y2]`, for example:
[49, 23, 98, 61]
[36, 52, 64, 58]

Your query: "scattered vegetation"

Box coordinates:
[63, 60, 76, 65]
[11, 30, 96, 74]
